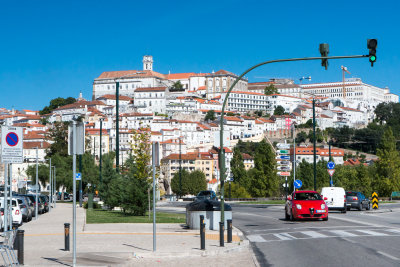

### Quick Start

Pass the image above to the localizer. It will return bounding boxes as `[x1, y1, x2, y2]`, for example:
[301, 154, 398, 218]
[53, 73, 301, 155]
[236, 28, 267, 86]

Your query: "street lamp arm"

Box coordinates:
[218, 53, 369, 227]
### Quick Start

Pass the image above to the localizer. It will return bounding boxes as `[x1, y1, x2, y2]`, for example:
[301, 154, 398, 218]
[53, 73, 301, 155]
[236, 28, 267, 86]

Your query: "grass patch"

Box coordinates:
[86, 209, 186, 224]
[238, 200, 286, 205]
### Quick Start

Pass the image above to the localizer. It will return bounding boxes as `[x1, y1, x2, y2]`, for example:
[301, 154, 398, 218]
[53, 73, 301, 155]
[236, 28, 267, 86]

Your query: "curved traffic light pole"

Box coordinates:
[218, 54, 369, 231]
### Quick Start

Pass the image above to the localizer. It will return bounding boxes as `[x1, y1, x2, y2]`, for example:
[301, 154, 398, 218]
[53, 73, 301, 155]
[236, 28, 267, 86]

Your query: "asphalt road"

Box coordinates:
[232, 203, 400, 267]
[158, 201, 400, 267]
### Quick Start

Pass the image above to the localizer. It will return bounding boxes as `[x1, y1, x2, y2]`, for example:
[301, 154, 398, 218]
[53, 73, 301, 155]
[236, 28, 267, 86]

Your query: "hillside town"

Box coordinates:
[0, 55, 398, 195]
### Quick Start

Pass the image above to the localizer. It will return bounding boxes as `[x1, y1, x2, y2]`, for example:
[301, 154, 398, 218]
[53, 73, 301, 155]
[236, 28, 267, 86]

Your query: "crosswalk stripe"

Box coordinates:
[330, 230, 357, 237]
[301, 231, 329, 238]
[356, 230, 387, 236]
[386, 229, 400, 234]
[247, 235, 267, 242]
[274, 233, 296, 240]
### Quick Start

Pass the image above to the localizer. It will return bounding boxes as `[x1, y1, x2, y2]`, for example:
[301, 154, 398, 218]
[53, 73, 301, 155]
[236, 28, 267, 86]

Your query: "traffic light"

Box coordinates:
[367, 39, 377, 67]
[319, 43, 329, 70]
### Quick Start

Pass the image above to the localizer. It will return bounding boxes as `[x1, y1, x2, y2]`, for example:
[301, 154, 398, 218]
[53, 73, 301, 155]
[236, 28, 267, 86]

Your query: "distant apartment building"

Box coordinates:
[291, 146, 344, 165]
[205, 70, 248, 100]
[300, 78, 399, 105]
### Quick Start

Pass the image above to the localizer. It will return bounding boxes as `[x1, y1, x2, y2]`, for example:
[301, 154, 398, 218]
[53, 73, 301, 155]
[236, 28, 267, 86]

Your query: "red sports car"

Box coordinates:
[285, 190, 328, 221]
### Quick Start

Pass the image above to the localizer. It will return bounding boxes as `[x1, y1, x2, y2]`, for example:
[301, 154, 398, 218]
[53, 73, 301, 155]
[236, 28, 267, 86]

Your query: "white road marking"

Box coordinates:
[247, 235, 267, 242]
[301, 231, 329, 238]
[377, 251, 400, 261]
[342, 237, 357, 244]
[356, 229, 388, 236]
[330, 230, 357, 237]
[273, 233, 296, 240]
[329, 214, 387, 228]
[385, 228, 400, 234]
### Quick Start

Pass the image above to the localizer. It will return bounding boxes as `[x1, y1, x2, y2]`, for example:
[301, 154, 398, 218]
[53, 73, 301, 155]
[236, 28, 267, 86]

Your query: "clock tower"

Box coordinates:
[143, 55, 153, 71]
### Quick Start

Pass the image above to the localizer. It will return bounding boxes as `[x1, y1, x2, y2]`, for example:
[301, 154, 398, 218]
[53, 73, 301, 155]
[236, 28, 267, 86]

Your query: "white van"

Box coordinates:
[320, 187, 346, 213]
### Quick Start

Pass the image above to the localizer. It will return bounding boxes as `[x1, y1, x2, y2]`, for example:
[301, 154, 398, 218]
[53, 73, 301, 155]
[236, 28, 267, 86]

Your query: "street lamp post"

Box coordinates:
[99, 118, 104, 184]
[115, 81, 120, 173]
[313, 98, 317, 191]
[218, 52, 369, 246]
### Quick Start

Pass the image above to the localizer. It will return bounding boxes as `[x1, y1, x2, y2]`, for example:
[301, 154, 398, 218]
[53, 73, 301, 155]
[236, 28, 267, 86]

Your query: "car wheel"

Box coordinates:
[358, 203, 363, 211]
[341, 207, 347, 213]
[285, 208, 290, 220]
[290, 210, 294, 221]
[366, 203, 371, 210]
[347, 207, 350, 211]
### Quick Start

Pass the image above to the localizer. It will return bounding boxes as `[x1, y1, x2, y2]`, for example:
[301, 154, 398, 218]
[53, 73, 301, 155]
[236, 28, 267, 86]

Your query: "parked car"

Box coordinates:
[15, 196, 32, 222]
[24, 194, 44, 215]
[346, 191, 371, 211]
[195, 190, 217, 201]
[320, 187, 347, 213]
[285, 190, 328, 221]
[39, 195, 49, 213]
[0, 197, 23, 226]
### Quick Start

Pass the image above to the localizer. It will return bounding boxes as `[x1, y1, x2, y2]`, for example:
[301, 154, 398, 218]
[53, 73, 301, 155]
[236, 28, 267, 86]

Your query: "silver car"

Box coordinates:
[16, 197, 32, 222]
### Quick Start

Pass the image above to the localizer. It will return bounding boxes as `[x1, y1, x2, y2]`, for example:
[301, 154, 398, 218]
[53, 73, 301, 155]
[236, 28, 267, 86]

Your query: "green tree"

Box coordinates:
[131, 130, 152, 181]
[273, 105, 285, 116]
[205, 110, 216, 121]
[40, 97, 76, 115]
[187, 170, 207, 195]
[375, 127, 400, 196]
[230, 147, 250, 189]
[171, 169, 190, 196]
[295, 131, 308, 143]
[26, 164, 49, 188]
[99, 152, 121, 209]
[47, 121, 70, 157]
[229, 183, 251, 198]
[264, 84, 279, 95]
[247, 140, 279, 197]
[170, 81, 185, 91]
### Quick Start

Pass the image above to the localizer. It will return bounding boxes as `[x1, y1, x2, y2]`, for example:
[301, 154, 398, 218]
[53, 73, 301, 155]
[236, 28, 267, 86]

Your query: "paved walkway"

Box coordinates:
[13, 203, 256, 266]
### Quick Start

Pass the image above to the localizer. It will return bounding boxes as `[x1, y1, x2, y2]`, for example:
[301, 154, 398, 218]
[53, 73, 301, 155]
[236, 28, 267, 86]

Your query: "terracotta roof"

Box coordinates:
[97, 95, 132, 101]
[231, 91, 265, 96]
[163, 153, 197, 161]
[165, 73, 196, 80]
[242, 153, 253, 160]
[134, 87, 167, 92]
[86, 129, 108, 135]
[291, 148, 344, 156]
[97, 70, 166, 80]
[23, 141, 51, 149]
[225, 116, 243, 122]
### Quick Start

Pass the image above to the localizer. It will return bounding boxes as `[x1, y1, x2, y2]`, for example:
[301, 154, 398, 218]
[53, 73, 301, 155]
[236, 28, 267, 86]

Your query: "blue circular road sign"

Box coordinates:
[294, 179, 302, 189]
[6, 132, 19, 147]
[327, 161, 335, 169]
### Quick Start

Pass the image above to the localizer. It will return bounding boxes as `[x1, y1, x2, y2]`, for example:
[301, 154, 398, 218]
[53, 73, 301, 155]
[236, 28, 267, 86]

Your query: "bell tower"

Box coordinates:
[143, 55, 153, 71]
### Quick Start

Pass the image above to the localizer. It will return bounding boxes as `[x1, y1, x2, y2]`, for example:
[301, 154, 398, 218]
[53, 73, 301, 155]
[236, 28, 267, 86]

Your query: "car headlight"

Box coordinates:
[296, 204, 302, 210]
[321, 204, 326, 209]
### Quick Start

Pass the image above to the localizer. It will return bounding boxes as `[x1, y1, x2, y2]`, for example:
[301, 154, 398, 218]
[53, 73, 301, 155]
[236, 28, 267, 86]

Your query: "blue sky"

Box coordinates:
[0, 0, 398, 111]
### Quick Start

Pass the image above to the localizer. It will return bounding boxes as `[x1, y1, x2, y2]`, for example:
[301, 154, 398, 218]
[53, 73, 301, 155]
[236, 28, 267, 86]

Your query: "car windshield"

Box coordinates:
[294, 193, 322, 200]
[346, 192, 357, 196]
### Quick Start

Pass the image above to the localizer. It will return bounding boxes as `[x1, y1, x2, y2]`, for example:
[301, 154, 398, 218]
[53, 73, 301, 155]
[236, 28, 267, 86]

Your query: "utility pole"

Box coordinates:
[72, 120, 77, 267]
[293, 125, 296, 191]
[4, 164, 8, 230]
[35, 147, 39, 219]
[79, 155, 82, 207]
[115, 81, 120, 173]
[53, 166, 56, 208]
[49, 158, 52, 211]
[99, 118, 104, 184]
[179, 136, 182, 199]
[313, 98, 317, 191]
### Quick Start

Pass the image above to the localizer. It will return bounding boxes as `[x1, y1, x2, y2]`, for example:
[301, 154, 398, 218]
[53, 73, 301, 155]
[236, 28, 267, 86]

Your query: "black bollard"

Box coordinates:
[64, 223, 70, 251]
[219, 222, 224, 247]
[227, 219, 232, 243]
[13, 230, 24, 265]
[200, 215, 205, 250]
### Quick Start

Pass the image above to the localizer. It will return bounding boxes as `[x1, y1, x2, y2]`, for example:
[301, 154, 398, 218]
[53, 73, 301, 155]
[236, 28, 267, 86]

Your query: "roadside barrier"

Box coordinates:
[227, 219, 232, 243]
[219, 222, 224, 247]
[200, 215, 205, 250]
[64, 223, 70, 251]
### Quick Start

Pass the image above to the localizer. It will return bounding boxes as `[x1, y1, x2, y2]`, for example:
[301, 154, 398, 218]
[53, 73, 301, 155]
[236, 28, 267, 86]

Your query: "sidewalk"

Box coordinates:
[17, 203, 256, 266]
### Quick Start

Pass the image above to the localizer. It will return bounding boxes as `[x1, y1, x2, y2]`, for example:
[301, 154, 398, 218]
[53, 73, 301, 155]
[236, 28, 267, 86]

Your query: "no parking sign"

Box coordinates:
[1, 126, 23, 163]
